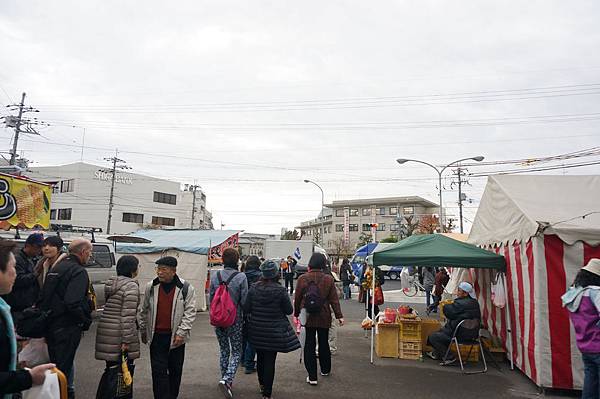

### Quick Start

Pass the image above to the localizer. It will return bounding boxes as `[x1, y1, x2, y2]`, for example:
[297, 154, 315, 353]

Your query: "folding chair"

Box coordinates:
[442, 319, 488, 374]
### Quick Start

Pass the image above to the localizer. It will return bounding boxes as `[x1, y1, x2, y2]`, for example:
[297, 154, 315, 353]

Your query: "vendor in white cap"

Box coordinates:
[426, 281, 481, 365]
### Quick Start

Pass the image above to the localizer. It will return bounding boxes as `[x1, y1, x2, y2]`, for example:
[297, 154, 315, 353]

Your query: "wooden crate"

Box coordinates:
[399, 340, 422, 360]
[451, 344, 479, 362]
[420, 319, 442, 349]
[399, 318, 422, 341]
[375, 323, 399, 358]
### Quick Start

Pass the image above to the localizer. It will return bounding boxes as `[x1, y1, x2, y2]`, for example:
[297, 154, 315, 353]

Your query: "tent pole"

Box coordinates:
[370, 265, 376, 364]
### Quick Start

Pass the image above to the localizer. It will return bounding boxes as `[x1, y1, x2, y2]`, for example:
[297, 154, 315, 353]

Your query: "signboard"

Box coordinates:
[94, 170, 133, 185]
[343, 207, 350, 245]
[209, 233, 239, 263]
[0, 173, 52, 230]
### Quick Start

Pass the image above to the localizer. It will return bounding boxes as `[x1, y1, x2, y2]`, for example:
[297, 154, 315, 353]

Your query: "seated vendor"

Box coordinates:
[426, 282, 481, 365]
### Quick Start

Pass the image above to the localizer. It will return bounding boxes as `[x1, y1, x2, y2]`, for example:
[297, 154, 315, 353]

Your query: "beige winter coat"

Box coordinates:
[94, 276, 140, 361]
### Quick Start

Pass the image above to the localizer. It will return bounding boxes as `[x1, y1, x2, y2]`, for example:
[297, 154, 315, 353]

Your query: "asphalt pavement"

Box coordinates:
[70, 280, 572, 398]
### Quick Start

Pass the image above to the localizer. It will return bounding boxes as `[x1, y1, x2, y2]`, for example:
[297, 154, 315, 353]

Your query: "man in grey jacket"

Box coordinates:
[139, 256, 197, 399]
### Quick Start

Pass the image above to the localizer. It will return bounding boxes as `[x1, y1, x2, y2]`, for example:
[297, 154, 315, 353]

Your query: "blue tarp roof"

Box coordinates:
[116, 229, 239, 255]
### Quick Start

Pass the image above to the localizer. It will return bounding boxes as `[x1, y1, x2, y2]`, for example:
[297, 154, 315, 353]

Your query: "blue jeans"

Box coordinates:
[244, 341, 256, 371]
[583, 352, 600, 399]
[425, 289, 432, 308]
[342, 282, 351, 299]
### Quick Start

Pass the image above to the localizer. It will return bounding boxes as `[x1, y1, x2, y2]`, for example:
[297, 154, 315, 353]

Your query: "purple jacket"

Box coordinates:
[563, 286, 600, 353]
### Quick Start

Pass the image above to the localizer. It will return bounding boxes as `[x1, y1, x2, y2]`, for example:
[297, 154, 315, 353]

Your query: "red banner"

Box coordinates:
[209, 233, 239, 263]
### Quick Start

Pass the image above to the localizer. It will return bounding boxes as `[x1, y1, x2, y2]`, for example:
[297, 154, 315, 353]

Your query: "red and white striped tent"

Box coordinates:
[468, 175, 600, 390]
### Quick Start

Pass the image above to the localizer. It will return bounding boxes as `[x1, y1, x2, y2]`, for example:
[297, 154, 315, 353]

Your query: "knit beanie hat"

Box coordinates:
[260, 259, 279, 279]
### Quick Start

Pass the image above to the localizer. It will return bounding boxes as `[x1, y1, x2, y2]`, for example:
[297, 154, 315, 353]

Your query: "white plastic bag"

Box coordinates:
[23, 370, 61, 399]
[400, 268, 410, 290]
[19, 338, 50, 367]
[491, 273, 507, 309]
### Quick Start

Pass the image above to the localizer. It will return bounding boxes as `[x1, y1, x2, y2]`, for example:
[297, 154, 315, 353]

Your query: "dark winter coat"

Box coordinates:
[38, 255, 92, 332]
[243, 281, 300, 353]
[433, 271, 450, 297]
[442, 296, 481, 339]
[95, 276, 140, 361]
[340, 262, 353, 283]
[294, 270, 343, 329]
[2, 249, 40, 312]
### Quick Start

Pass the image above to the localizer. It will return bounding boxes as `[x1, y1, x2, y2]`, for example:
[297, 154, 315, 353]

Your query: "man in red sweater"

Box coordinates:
[139, 256, 197, 399]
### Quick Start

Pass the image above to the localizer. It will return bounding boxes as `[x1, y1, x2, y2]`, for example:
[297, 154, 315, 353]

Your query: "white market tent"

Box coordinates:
[468, 175, 600, 391]
[116, 229, 240, 311]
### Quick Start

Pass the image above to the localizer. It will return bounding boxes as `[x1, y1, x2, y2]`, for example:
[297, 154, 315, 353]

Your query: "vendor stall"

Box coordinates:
[369, 234, 506, 363]
[116, 229, 240, 311]
[469, 175, 600, 391]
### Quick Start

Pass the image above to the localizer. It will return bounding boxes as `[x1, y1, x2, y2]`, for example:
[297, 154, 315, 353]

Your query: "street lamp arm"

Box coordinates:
[396, 159, 441, 176]
[439, 156, 485, 174]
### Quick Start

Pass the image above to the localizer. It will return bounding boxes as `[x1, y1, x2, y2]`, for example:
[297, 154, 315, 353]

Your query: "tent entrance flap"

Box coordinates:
[372, 234, 505, 271]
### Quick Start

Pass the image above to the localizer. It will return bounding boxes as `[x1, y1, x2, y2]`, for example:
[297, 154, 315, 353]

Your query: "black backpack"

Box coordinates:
[304, 280, 323, 314]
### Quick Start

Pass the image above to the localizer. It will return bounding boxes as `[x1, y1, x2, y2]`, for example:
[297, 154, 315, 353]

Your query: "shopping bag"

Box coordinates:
[491, 273, 507, 309]
[96, 356, 133, 399]
[23, 370, 61, 399]
[374, 286, 384, 306]
[19, 338, 50, 367]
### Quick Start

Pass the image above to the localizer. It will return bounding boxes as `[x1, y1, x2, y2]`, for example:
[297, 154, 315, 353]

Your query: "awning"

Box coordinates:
[372, 233, 506, 270]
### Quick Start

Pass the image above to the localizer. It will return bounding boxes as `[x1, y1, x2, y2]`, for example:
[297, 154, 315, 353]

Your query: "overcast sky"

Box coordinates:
[1, 1, 599, 234]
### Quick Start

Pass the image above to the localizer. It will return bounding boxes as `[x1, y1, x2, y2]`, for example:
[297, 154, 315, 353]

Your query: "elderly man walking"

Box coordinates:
[38, 238, 94, 399]
[139, 256, 197, 399]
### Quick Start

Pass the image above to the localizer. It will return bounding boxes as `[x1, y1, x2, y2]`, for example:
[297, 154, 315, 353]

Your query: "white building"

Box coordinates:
[26, 162, 213, 234]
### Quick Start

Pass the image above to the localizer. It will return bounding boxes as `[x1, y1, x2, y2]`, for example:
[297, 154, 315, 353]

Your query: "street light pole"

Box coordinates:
[396, 156, 484, 232]
[304, 179, 324, 246]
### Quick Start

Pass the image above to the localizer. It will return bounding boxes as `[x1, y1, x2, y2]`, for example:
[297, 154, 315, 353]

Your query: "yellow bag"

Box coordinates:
[121, 353, 132, 387]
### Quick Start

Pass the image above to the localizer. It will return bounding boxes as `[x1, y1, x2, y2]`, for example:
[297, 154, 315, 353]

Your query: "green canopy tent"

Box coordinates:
[372, 234, 506, 270]
[367, 234, 506, 364]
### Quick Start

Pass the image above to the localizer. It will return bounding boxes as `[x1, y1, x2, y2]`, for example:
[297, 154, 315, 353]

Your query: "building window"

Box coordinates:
[390, 224, 399, 231]
[335, 209, 344, 217]
[403, 206, 414, 214]
[376, 207, 385, 215]
[362, 208, 371, 216]
[59, 179, 74, 193]
[376, 223, 386, 231]
[122, 213, 144, 223]
[50, 209, 57, 220]
[335, 224, 344, 232]
[153, 191, 177, 205]
[362, 223, 371, 232]
[349, 224, 358, 232]
[390, 207, 398, 215]
[152, 216, 175, 226]
[349, 208, 359, 217]
[57, 208, 72, 220]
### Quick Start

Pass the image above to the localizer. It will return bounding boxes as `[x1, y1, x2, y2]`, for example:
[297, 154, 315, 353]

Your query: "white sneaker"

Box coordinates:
[306, 377, 318, 386]
[218, 380, 233, 399]
[320, 372, 330, 376]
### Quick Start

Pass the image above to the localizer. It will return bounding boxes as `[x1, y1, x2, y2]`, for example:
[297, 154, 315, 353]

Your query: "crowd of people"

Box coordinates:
[0, 234, 344, 399]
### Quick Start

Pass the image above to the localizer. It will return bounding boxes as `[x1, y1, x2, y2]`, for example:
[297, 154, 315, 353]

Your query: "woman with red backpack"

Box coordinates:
[293, 253, 344, 386]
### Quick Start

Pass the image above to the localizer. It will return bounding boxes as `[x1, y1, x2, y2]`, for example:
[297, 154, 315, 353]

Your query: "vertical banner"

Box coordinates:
[371, 205, 377, 241]
[209, 233, 239, 263]
[343, 207, 350, 246]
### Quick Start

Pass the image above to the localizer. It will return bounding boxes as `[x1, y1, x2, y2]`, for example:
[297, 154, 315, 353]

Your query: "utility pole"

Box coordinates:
[451, 167, 470, 234]
[190, 183, 200, 229]
[9, 93, 26, 166]
[4, 92, 43, 167]
[103, 151, 130, 234]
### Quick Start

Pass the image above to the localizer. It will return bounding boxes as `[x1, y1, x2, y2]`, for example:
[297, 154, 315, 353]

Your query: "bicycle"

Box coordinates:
[402, 275, 426, 297]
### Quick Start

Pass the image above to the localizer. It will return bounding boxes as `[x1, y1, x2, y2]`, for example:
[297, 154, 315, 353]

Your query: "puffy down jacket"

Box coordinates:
[244, 281, 300, 353]
[95, 276, 140, 361]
